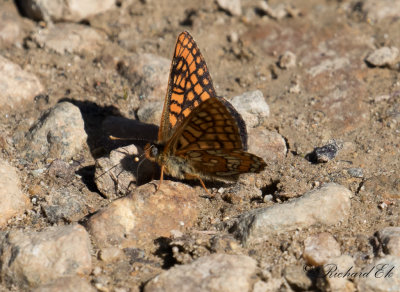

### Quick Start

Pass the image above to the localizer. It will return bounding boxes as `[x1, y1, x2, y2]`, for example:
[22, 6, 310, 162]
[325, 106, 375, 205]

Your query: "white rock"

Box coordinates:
[0, 225, 92, 289]
[0, 6, 22, 48]
[0, 55, 44, 109]
[256, 2, 290, 20]
[33, 276, 96, 292]
[303, 232, 341, 266]
[33, 23, 107, 55]
[356, 255, 400, 291]
[322, 255, 356, 292]
[144, 254, 256, 292]
[278, 51, 297, 69]
[283, 265, 313, 290]
[24, 102, 87, 160]
[307, 57, 350, 77]
[95, 144, 141, 199]
[86, 182, 200, 249]
[253, 279, 283, 292]
[248, 128, 287, 162]
[98, 247, 124, 262]
[230, 90, 270, 128]
[18, 0, 116, 22]
[230, 183, 352, 244]
[0, 160, 30, 227]
[366, 46, 399, 67]
[363, 0, 400, 22]
[216, 0, 242, 16]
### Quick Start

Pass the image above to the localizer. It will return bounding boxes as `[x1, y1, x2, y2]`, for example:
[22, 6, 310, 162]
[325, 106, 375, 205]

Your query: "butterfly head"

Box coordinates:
[144, 143, 164, 162]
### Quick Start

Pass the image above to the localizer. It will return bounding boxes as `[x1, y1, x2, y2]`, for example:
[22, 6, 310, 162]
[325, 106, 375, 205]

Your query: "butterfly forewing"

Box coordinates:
[159, 31, 216, 143]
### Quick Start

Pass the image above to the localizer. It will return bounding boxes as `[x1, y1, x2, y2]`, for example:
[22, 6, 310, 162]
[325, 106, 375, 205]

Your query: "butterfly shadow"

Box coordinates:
[62, 98, 234, 196]
[58, 98, 158, 195]
[100, 115, 231, 194]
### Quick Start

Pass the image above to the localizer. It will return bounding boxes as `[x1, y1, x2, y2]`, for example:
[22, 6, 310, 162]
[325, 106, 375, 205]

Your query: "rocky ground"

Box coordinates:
[0, 0, 399, 291]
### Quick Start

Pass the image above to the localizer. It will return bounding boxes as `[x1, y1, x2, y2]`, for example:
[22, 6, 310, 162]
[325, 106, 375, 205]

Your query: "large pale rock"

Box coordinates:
[356, 255, 400, 292]
[33, 23, 107, 55]
[24, 102, 87, 160]
[230, 183, 352, 244]
[284, 265, 313, 291]
[248, 128, 287, 162]
[0, 160, 30, 227]
[365, 46, 399, 67]
[0, 3, 23, 48]
[320, 255, 356, 292]
[0, 225, 92, 289]
[230, 90, 270, 128]
[86, 182, 200, 249]
[144, 254, 256, 292]
[95, 144, 153, 199]
[117, 53, 170, 103]
[33, 276, 95, 292]
[16, 0, 116, 22]
[0, 55, 44, 109]
[41, 186, 89, 223]
[362, 0, 400, 22]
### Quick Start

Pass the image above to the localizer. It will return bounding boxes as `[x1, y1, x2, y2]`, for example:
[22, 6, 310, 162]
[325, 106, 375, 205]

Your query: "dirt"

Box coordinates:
[0, 0, 399, 290]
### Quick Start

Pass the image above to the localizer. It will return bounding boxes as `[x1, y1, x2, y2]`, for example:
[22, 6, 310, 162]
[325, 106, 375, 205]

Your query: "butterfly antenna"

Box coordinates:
[94, 161, 122, 180]
[109, 135, 151, 142]
[94, 147, 141, 181]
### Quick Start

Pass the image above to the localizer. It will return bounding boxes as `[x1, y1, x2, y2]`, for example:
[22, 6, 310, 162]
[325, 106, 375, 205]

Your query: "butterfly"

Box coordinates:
[144, 31, 266, 194]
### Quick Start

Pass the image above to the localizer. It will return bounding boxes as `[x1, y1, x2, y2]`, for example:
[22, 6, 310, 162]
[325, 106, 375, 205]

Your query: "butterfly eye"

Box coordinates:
[151, 146, 158, 157]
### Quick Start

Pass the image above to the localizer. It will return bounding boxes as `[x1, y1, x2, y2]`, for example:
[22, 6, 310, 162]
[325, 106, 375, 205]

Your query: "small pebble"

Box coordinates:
[378, 202, 388, 210]
[99, 247, 123, 262]
[365, 46, 399, 67]
[307, 140, 341, 163]
[303, 232, 341, 266]
[278, 51, 296, 69]
[170, 229, 184, 239]
[227, 32, 239, 43]
[31, 168, 45, 177]
[28, 185, 42, 196]
[374, 94, 391, 102]
[92, 266, 102, 276]
[263, 195, 273, 202]
[216, 0, 242, 16]
[347, 168, 364, 178]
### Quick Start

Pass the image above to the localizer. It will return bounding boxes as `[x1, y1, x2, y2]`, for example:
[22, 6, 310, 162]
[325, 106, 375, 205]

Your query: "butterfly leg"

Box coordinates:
[198, 177, 212, 196]
[185, 173, 212, 196]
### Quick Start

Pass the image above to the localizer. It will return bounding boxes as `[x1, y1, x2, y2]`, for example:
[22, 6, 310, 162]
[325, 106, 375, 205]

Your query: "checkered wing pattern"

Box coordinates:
[169, 98, 266, 179]
[158, 31, 216, 143]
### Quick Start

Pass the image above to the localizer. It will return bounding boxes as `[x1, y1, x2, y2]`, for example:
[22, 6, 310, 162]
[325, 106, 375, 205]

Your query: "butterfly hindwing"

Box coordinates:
[166, 97, 265, 179]
[172, 98, 243, 153]
[184, 149, 266, 180]
[158, 31, 216, 143]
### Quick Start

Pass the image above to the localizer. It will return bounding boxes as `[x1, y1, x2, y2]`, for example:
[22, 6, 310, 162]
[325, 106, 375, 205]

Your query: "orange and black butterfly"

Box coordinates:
[145, 31, 266, 193]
